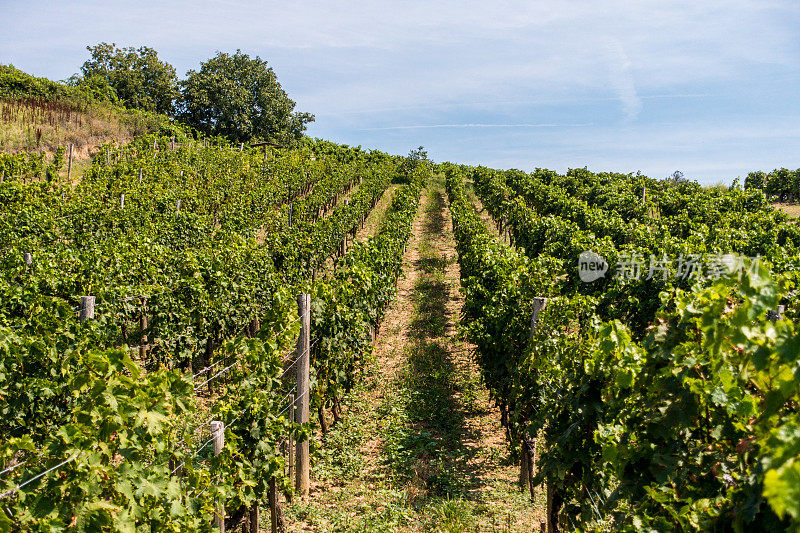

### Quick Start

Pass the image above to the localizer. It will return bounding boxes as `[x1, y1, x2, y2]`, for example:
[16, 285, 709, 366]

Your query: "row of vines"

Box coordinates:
[0, 134, 427, 531]
[445, 163, 800, 531]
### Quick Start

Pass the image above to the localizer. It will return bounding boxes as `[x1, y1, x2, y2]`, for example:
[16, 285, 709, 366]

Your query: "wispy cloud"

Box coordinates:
[606, 38, 642, 122]
[360, 123, 594, 131]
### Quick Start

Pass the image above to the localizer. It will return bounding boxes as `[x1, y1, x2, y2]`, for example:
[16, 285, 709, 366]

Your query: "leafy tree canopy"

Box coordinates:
[81, 42, 180, 115]
[179, 50, 314, 145]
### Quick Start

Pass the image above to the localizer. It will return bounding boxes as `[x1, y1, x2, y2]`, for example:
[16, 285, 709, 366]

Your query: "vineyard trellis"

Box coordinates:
[0, 134, 428, 530]
[445, 162, 800, 531]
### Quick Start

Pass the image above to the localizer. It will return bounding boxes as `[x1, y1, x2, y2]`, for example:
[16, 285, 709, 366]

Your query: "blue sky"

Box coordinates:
[2, 1, 799, 183]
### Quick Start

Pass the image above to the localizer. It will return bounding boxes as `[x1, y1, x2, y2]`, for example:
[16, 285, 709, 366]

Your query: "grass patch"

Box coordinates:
[286, 181, 542, 531]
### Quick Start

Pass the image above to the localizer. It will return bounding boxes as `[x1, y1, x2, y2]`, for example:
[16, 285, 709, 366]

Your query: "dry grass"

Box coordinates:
[775, 203, 800, 219]
[0, 98, 161, 155]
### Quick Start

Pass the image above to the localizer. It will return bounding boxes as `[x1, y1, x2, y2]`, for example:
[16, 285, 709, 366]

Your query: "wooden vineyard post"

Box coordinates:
[519, 437, 531, 494]
[547, 482, 563, 533]
[523, 297, 548, 503]
[530, 297, 548, 336]
[171, 136, 175, 150]
[341, 201, 349, 256]
[139, 297, 148, 361]
[138, 169, 143, 184]
[239, 142, 244, 152]
[248, 505, 259, 533]
[23, 252, 32, 269]
[67, 144, 73, 181]
[120, 194, 125, 209]
[288, 392, 295, 485]
[295, 294, 311, 499]
[288, 202, 293, 228]
[211, 421, 225, 532]
[529, 295, 564, 532]
[268, 477, 286, 533]
[176, 199, 181, 214]
[79, 296, 95, 322]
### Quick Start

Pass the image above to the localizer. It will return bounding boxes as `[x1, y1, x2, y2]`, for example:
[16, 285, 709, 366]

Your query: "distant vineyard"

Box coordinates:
[745, 167, 800, 202]
[445, 163, 800, 531]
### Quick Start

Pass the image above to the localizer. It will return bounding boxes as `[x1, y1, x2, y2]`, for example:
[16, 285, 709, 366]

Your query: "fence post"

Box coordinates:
[211, 421, 225, 532]
[138, 169, 143, 184]
[79, 296, 95, 322]
[176, 199, 181, 214]
[530, 297, 548, 337]
[547, 481, 562, 533]
[24, 252, 32, 268]
[522, 297, 548, 502]
[268, 478, 285, 533]
[288, 391, 295, 486]
[248, 506, 259, 533]
[120, 194, 125, 209]
[295, 294, 310, 499]
[67, 144, 73, 181]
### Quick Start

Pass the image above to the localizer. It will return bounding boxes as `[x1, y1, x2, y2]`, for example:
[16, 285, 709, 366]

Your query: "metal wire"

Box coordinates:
[193, 361, 238, 391]
[0, 452, 82, 500]
[280, 337, 317, 378]
[0, 462, 25, 477]
[276, 387, 297, 411]
[192, 353, 237, 379]
[170, 406, 251, 475]
[279, 387, 309, 417]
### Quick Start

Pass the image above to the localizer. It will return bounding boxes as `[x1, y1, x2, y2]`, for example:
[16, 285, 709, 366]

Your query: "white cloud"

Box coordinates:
[360, 123, 593, 130]
[605, 39, 642, 122]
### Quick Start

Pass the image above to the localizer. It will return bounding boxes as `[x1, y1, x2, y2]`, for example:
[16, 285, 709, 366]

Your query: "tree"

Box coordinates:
[179, 50, 314, 144]
[81, 43, 180, 115]
[667, 170, 687, 185]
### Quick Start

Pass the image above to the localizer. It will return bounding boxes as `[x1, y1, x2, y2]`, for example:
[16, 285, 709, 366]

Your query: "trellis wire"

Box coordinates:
[0, 452, 82, 500]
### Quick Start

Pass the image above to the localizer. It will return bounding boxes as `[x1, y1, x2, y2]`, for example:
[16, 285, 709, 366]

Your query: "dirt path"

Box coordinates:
[286, 177, 541, 531]
[355, 184, 399, 242]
